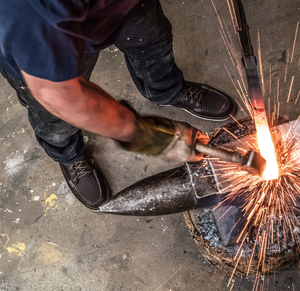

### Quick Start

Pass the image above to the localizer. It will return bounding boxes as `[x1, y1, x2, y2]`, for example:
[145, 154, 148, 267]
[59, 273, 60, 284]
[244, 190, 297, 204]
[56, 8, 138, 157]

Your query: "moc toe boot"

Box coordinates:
[60, 156, 110, 211]
[171, 81, 237, 121]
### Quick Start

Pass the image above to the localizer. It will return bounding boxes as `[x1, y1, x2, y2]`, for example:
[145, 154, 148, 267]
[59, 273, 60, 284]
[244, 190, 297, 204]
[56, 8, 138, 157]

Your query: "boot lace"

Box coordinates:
[69, 160, 91, 181]
[185, 87, 206, 106]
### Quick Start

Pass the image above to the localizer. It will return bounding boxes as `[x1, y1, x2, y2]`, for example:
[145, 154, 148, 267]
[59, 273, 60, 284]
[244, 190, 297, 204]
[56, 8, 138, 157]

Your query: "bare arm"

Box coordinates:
[21, 71, 136, 142]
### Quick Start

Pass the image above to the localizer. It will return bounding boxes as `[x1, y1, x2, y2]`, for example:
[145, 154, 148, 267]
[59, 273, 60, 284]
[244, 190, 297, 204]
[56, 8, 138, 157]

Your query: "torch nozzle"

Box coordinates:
[195, 143, 266, 175]
[242, 150, 266, 175]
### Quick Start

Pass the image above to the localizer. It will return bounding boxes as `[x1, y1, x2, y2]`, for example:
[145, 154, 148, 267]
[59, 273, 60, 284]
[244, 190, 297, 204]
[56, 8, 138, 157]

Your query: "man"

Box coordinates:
[0, 0, 236, 211]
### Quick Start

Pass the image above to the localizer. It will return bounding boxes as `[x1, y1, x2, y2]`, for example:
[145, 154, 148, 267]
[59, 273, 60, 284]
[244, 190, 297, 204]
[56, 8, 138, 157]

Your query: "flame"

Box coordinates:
[256, 124, 279, 180]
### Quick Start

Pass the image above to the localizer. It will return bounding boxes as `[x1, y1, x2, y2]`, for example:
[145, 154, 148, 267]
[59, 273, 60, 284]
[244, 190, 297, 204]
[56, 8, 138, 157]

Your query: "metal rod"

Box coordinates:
[195, 143, 245, 164]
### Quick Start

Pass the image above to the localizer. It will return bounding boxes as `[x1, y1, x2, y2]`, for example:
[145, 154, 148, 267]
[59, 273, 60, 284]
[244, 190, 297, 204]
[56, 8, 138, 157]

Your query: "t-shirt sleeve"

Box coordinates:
[9, 3, 85, 82]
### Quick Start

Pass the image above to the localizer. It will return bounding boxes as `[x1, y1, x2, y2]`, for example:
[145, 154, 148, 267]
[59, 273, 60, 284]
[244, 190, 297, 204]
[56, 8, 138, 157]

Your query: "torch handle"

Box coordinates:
[195, 143, 245, 164]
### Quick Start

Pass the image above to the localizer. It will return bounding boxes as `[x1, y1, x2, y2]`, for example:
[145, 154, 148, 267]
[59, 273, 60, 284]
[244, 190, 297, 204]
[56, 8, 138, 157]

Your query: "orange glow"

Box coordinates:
[256, 124, 279, 180]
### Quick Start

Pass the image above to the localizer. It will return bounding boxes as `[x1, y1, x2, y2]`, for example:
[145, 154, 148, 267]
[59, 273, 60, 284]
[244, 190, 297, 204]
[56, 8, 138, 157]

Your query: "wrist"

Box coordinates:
[118, 116, 176, 155]
[116, 110, 137, 142]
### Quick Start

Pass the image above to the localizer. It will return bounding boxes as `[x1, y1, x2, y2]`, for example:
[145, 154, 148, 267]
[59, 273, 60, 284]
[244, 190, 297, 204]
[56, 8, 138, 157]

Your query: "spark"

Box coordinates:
[257, 30, 265, 95]
[291, 21, 299, 64]
[237, 80, 247, 102]
[220, 29, 235, 66]
[211, 0, 238, 69]
[269, 64, 272, 94]
[160, 170, 179, 183]
[237, 147, 247, 152]
[154, 266, 183, 291]
[292, 115, 300, 128]
[237, 64, 248, 94]
[228, 249, 243, 287]
[222, 127, 244, 144]
[287, 76, 295, 103]
[229, 114, 243, 127]
[224, 64, 239, 91]
[268, 97, 271, 120]
[284, 52, 290, 83]
[213, 127, 222, 138]
[226, 0, 236, 34]
[220, 146, 235, 152]
[295, 91, 300, 104]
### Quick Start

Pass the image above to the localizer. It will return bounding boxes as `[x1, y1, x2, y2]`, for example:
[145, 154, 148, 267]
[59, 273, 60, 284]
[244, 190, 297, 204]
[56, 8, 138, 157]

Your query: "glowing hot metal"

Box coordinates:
[233, 0, 279, 180]
[252, 99, 278, 180]
[244, 57, 278, 180]
[256, 123, 278, 180]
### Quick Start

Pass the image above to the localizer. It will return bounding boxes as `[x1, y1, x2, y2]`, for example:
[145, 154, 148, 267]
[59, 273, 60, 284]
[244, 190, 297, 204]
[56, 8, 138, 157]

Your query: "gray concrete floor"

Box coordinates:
[1, 0, 300, 290]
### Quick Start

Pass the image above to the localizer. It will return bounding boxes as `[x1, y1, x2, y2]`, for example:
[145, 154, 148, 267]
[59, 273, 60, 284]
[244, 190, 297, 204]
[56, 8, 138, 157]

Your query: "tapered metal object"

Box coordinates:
[99, 162, 219, 216]
[99, 164, 196, 215]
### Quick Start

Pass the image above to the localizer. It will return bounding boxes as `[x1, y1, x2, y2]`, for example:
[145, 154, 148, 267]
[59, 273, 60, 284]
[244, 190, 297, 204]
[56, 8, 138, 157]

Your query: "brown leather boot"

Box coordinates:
[171, 81, 237, 121]
[60, 155, 110, 211]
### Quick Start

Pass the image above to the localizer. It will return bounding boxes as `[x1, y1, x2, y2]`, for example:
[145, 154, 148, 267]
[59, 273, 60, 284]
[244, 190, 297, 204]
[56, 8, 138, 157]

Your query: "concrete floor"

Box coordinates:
[1, 0, 300, 290]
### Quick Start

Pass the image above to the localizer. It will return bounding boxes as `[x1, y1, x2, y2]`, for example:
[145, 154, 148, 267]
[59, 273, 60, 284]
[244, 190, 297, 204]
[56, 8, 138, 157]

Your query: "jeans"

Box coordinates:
[0, 0, 187, 164]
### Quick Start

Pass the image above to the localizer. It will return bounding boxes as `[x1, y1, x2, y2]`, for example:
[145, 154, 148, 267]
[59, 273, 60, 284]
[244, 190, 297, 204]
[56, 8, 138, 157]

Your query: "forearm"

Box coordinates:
[56, 78, 136, 141]
[22, 73, 136, 142]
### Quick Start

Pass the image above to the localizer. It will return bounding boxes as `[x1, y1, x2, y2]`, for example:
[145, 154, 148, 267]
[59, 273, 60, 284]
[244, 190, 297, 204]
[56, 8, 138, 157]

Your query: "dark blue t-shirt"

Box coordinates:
[0, 0, 140, 82]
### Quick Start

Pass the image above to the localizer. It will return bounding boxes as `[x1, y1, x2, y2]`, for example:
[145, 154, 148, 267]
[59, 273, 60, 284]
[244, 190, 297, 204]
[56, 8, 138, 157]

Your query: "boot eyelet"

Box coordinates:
[190, 100, 193, 104]
[196, 103, 199, 107]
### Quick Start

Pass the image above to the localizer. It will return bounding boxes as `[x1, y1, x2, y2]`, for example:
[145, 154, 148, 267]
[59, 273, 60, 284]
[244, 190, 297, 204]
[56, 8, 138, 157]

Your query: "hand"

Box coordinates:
[117, 102, 209, 163]
[159, 121, 209, 163]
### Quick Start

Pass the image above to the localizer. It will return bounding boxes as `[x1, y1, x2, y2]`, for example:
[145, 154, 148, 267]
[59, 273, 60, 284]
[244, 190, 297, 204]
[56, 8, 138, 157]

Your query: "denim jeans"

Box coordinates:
[115, 0, 187, 105]
[0, 0, 187, 164]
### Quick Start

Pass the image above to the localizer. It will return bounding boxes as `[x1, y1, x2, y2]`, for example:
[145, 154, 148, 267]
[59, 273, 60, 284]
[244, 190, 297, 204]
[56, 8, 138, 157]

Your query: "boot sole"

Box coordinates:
[160, 105, 237, 122]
